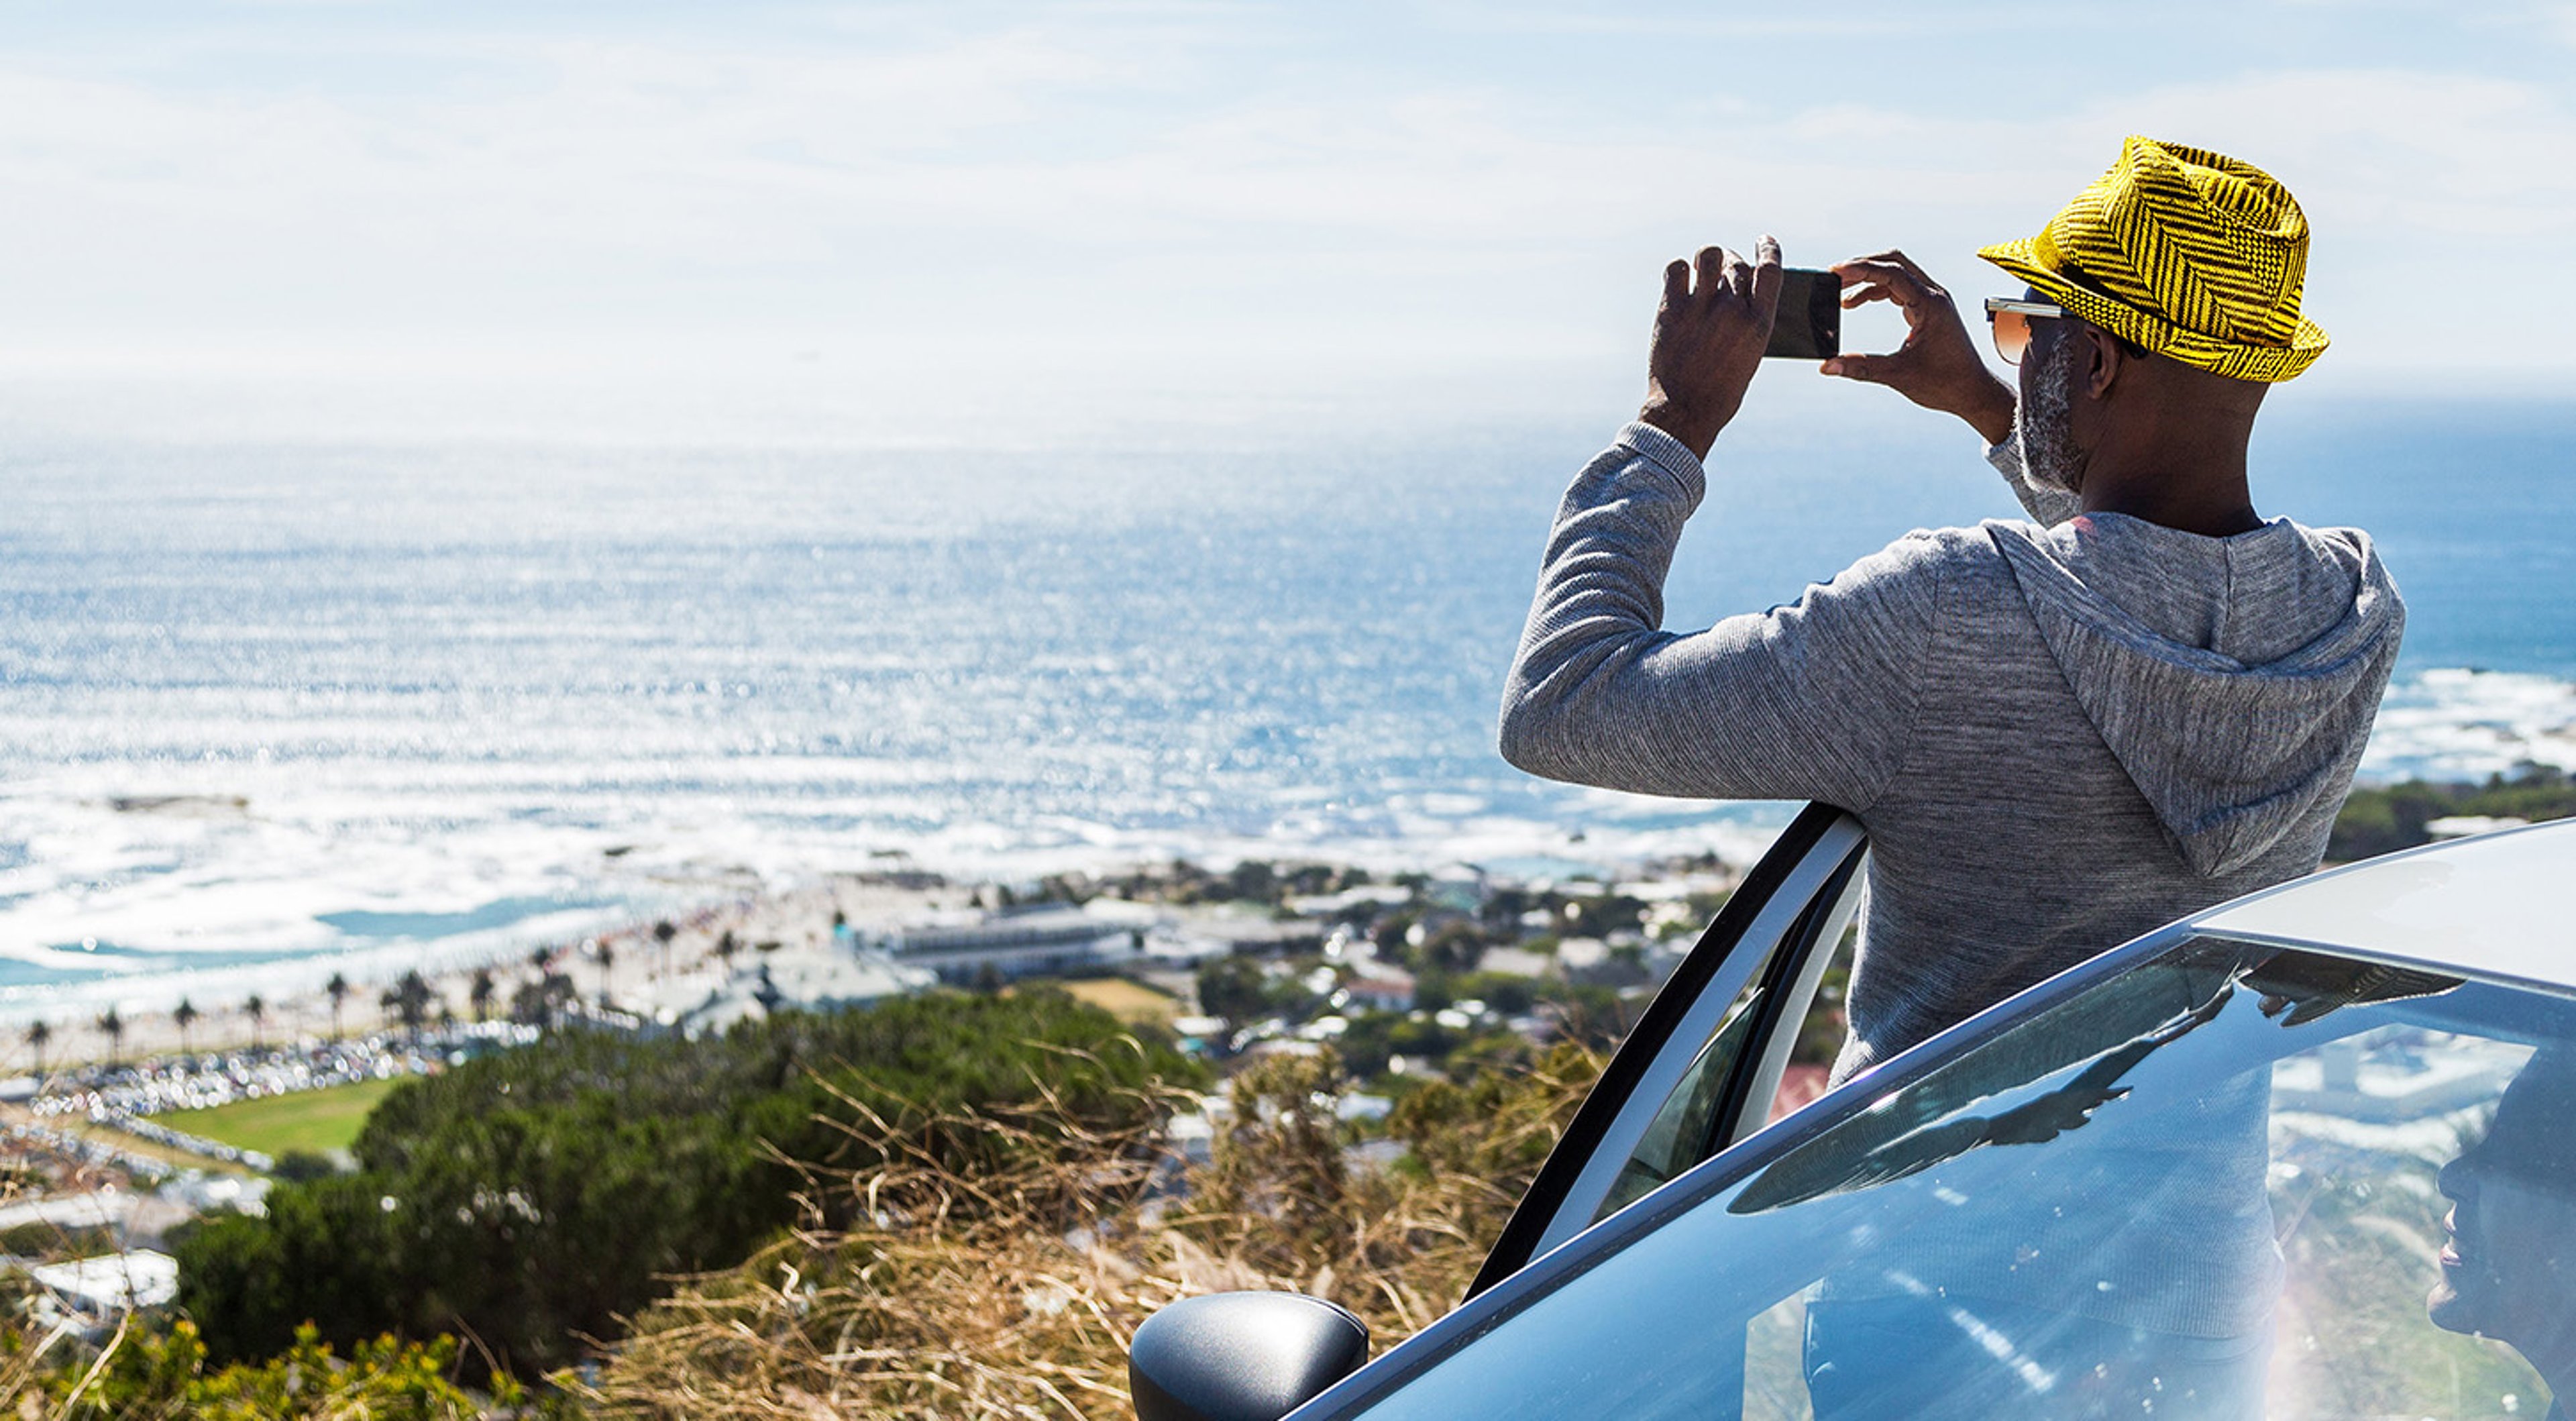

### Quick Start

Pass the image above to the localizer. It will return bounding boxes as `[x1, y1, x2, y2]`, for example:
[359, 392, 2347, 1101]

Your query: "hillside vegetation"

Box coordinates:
[172, 992, 1201, 1381]
[4, 1000, 1587, 1419]
[2330, 768, 2576, 861]
[575, 1045, 1595, 1418]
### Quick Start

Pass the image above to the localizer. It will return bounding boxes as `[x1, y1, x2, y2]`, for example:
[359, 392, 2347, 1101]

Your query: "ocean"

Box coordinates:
[1, 390, 2570, 1017]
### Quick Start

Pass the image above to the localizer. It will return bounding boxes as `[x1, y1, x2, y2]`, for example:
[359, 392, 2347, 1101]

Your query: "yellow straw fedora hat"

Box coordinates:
[1980, 136, 2328, 382]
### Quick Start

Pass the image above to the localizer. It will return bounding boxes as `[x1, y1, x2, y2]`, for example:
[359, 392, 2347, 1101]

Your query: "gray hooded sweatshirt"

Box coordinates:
[1501, 421, 2404, 1082]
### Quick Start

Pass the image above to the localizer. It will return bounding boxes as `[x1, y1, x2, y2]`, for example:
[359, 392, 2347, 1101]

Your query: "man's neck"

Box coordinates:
[2080, 480, 2262, 537]
[2076, 419, 2262, 537]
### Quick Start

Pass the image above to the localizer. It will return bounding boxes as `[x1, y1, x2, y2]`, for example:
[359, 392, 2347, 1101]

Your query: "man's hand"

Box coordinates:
[1638, 237, 1782, 461]
[1824, 250, 2017, 446]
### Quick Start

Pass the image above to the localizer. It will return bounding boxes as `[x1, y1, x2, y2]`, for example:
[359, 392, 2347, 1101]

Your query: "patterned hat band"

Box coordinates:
[1982, 136, 2328, 384]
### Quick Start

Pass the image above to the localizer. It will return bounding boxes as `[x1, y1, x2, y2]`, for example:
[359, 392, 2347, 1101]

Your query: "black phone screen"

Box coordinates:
[1764, 268, 1841, 360]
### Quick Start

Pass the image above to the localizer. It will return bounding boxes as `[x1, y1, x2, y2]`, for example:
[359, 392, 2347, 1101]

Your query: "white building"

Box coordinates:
[30, 1249, 178, 1328]
[677, 949, 934, 1035]
[881, 904, 1145, 982]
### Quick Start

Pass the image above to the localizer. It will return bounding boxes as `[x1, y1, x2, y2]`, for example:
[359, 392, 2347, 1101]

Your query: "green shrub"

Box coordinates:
[40, 1318, 545, 1420]
[0, 1221, 117, 1259]
[271, 1150, 341, 1183]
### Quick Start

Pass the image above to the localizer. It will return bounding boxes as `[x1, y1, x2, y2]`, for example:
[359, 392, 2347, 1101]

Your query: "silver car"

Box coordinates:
[1130, 806, 2576, 1420]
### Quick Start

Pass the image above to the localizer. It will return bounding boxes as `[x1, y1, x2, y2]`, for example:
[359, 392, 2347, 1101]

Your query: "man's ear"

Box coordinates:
[2081, 327, 2125, 402]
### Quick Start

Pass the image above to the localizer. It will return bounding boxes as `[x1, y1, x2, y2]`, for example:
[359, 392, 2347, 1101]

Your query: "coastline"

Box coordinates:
[9, 676, 2576, 1069]
[1, 657, 2568, 1067]
[0, 829, 1774, 1073]
[0, 798, 1807, 1051]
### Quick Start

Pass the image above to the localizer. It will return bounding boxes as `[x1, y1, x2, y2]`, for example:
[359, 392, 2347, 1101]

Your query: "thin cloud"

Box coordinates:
[0, 7, 2558, 433]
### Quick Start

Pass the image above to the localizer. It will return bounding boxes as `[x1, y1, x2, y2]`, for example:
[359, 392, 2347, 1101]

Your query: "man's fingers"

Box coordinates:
[1664, 258, 1691, 307]
[1848, 248, 1937, 285]
[1750, 234, 1784, 313]
[1680, 240, 1782, 304]
[1841, 282, 1895, 311]
[1833, 260, 1927, 307]
[1694, 244, 1735, 298]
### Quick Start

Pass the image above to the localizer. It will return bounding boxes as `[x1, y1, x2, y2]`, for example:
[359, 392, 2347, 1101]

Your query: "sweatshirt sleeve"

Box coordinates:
[1497, 423, 1943, 812]
[1987, 431, 2080, 527]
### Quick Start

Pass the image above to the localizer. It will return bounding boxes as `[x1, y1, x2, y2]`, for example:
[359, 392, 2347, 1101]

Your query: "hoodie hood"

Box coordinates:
[1988, 512, 2404, 877]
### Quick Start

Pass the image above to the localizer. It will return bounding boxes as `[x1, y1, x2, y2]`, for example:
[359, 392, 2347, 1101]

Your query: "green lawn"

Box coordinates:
[159, 1075, 404, 1159]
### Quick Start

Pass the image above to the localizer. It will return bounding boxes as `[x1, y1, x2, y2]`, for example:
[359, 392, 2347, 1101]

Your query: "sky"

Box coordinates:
[0, 0, 2569, 440]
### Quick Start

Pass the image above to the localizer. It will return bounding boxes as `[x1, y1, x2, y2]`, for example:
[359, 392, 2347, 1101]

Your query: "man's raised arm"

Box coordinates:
[1497, 422, 1949, 810]
[1497, 239, 1949, 812]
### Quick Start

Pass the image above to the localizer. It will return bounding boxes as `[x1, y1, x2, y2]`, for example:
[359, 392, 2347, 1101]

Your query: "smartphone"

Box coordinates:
[1764, 268, 1840, 360]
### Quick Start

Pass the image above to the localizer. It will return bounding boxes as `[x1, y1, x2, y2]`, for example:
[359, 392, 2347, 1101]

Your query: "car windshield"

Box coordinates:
[1336, 934, 2576, 1421]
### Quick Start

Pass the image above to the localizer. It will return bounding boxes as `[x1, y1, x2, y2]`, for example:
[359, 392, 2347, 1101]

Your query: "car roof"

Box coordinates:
[2190, 816, 2576, 990]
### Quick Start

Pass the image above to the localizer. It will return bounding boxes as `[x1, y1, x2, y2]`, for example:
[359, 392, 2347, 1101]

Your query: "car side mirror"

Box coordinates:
[1129, 1291, 1371, 1421]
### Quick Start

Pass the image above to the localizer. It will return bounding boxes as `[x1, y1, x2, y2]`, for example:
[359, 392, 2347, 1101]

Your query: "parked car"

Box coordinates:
[1131, 805, 2576, 1420]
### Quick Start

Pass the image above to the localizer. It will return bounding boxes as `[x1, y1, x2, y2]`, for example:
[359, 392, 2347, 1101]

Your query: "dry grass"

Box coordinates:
[0, 1042, 1596, 1418]
[0, 1167, 132, 1416]
[572, 1044, 1601, 1420]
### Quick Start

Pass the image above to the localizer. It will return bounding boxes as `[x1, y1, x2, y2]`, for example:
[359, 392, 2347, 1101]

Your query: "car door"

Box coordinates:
[1468, 802, 1869, 1297]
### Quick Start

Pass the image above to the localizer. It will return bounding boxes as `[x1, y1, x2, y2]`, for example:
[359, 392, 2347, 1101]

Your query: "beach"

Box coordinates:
[1, 872, 973, 1070]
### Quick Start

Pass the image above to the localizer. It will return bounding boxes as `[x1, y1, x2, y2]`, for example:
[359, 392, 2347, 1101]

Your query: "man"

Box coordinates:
[1500, 136, 2404, 1081]
[2431, 1052, 2576, 1418]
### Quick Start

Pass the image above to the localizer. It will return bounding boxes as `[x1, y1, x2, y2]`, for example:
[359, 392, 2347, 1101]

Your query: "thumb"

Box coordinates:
[1821, 353, 1895, 384]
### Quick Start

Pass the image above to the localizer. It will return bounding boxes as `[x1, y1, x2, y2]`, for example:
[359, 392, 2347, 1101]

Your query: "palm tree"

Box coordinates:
[510, 971, 573, 1030]
[468, 967, 496, 1024]
[381, 970, 435, 1040]
[24, 1020, 50, 1084]
[244, 994, 267, 1049]
[595, 940, 616, 1008]
[325, 972, 351, 1039]
[172, 998, 200, 1055]
[652, 918, 678, 979]
[715, 929, 740, 967]
[96, 1008, 125, 1065]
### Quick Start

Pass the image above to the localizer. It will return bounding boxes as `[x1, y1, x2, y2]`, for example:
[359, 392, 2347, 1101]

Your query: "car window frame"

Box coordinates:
[1466, 803, 1868, 1296]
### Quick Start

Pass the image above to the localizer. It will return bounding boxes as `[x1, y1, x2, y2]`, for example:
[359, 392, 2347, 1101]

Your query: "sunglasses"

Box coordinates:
[1983, 297, 2066, 366]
